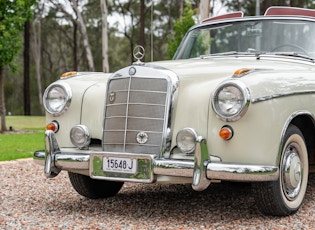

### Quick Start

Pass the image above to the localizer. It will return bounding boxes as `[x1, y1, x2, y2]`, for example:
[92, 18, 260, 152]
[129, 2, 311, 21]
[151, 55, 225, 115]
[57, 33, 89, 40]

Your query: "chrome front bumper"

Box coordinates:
[34, 130, 279, 191]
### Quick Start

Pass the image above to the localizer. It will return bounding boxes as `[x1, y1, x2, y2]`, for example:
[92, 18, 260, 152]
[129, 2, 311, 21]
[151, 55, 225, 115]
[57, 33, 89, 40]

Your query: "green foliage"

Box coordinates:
[0, 116, 45, 161]
[5, 1, 195, 115]
[166, 3, 195, 59]
[0, 0, 35, 68]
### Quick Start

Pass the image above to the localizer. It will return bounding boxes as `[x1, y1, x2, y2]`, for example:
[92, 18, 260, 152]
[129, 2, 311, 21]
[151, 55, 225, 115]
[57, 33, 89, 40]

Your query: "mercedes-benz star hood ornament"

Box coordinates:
[133, 45, 145, 64]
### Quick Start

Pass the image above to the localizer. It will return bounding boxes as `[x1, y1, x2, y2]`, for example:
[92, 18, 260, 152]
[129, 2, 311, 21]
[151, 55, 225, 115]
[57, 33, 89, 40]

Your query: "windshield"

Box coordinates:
[173, 19, 315, 59]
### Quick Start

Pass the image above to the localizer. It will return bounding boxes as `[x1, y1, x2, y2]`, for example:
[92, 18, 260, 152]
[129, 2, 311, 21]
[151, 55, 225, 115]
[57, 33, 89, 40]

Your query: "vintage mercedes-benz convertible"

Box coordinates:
[34, 7, 315, 216]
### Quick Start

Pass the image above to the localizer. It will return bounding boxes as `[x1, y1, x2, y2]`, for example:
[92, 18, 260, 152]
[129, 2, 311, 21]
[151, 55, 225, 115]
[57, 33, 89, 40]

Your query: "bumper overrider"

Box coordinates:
[34, 130, 279, 191]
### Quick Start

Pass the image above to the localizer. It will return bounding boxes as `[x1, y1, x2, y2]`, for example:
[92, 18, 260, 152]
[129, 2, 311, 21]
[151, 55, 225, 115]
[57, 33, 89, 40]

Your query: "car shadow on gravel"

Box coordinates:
[41, 173, 315, 227]
[57, 180, 262, 223]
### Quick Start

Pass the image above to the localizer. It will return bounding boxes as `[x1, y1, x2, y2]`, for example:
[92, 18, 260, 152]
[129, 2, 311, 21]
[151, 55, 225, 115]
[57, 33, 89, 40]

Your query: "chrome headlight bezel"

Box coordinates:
[43, 82, 72, 117]
[70, 125, 91, 149]
[211, 80, 250, 122]
[176, 128, 198, 154]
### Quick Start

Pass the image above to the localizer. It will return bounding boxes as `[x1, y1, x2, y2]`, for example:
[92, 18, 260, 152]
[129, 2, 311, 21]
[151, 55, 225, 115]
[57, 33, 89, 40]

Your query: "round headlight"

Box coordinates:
[43, 82, 72, 116]
[212, 81, 250, 122]
[70, 125, 90, 149]
[176, 128, 198, 154]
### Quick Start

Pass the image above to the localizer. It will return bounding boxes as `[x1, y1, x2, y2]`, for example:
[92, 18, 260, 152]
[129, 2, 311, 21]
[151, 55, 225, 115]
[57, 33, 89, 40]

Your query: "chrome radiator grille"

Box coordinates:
[103, 76, 169, 155]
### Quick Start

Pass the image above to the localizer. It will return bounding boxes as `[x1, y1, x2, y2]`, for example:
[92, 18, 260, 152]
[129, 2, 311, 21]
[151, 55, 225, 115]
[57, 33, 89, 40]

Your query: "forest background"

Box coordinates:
[2, 0, 315, 131]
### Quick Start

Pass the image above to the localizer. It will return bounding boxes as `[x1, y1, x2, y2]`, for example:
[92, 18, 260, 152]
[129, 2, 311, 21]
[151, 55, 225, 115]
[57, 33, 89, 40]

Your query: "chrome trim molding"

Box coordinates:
[252, 90, 315, 103]
[277, 110, 315, 166]
[35, 131, 279, 191]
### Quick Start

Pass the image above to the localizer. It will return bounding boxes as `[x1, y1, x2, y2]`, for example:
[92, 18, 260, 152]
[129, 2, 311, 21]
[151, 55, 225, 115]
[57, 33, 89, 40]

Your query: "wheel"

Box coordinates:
[68, 172, 124, 199]
[252, 125, 309, 216]
[271, 44, 309, 56]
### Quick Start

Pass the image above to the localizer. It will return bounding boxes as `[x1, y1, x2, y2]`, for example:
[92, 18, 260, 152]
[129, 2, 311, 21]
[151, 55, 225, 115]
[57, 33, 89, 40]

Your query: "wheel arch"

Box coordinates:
[279, 111, 315, 167]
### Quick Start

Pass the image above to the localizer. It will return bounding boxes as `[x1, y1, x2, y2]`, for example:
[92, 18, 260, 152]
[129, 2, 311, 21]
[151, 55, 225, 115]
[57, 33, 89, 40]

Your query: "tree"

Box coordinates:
[166, 3, 195, 59]
[48, 0, 95, 72]
[0, 0, 35, 132]
[199, 0, 211, 21]
[70, 0, 95, 71]
[32, 2, 44, 114]
[100, 0, 109, 72]
[24, 20, 31, 115]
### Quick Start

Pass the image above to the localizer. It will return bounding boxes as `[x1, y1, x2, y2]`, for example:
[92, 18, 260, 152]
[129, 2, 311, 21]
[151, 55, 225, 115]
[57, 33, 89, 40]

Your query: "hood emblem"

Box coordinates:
[136, 131, 148, 144]
[129, 67, 136, 76]
[108, 92, 116, 104]
[133, 45, 145, 64]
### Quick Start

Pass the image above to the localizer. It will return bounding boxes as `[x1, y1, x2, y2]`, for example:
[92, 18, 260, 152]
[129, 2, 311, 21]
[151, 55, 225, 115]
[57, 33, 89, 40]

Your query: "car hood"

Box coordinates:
[147, 57, 315, 100]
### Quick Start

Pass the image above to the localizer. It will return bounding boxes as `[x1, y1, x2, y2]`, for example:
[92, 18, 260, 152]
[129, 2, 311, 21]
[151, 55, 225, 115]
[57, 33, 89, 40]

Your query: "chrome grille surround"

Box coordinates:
[102, 65, 178, 157]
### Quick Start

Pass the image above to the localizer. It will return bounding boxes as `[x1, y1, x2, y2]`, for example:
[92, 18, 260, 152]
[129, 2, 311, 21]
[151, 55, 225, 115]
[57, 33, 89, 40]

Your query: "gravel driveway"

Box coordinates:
[1, 159, 315, 229]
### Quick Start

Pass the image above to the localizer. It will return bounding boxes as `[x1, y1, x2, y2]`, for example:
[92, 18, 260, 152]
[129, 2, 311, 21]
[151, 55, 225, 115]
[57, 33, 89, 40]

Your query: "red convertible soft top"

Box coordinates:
[265, 6, 315, 18]
[202, 6, 315, 24]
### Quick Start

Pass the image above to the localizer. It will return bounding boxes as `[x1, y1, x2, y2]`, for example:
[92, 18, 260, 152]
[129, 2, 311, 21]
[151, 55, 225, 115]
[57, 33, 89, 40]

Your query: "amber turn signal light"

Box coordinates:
[60, 71, 77, 79]
[46, 121, 59, 133]
[233, 68, 251, 77]
[219, 126, 233, 140]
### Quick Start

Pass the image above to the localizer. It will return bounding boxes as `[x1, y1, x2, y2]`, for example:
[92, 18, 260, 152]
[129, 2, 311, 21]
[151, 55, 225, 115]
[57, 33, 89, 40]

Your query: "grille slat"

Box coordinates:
[103, 76, 169, 155]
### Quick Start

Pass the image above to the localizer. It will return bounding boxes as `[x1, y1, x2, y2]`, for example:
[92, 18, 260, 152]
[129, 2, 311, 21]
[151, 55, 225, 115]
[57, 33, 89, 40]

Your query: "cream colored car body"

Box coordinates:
[48, 58, 315, 168]
[35, 6, 315, 216]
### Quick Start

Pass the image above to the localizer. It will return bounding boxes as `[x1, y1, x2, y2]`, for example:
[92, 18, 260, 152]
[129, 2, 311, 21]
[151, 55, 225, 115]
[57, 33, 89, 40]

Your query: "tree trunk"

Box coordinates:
[140, 0, 145, 61]
[70, 0, 95, 71]
[179, 0, 184, 18]
[199, 0, 210, 21]
[100, 0, 109, 72]
[73, 21, 78, 71]
[289, 0, 294, 6]
[0, 67, 7, 132]
[24, 21, 31, 115]
[32, 19, 44, 114]
[297, 0, 304, 7]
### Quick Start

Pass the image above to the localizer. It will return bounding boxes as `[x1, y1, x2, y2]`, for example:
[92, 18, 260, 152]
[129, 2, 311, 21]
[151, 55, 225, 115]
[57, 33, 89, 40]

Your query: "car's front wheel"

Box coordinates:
[68, 172, 124, 199]
[253, 125, 309, 216]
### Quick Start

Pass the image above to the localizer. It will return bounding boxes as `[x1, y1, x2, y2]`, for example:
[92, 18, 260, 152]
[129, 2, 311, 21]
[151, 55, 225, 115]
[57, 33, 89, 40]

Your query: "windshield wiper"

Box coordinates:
[200, 51, 238, 58]
[201, 51, 258, 59]
[266, 52, 314, 63]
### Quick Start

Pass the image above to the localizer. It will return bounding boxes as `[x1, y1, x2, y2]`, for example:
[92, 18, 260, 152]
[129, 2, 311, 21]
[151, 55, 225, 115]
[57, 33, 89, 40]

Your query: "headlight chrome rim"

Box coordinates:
[43, 82, 72, 117]
[176, 128, 198, 154]
[212, 80, 250, 122]
[70, 125, 91, 149]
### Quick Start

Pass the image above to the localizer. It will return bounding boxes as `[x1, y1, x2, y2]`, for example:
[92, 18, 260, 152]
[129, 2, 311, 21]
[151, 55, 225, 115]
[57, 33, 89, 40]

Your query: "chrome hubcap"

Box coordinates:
[282, 144, 302, 200]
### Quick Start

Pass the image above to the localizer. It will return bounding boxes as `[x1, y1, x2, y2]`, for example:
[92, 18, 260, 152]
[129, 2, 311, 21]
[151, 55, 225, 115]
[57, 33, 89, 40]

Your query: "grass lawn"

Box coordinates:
[0, 116, 46, 161]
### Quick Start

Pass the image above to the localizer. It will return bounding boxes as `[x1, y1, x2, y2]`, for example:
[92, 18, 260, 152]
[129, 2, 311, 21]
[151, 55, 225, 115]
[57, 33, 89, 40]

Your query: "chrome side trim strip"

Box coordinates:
[252, 90, 315, 103]
[276, 110, 315, 166]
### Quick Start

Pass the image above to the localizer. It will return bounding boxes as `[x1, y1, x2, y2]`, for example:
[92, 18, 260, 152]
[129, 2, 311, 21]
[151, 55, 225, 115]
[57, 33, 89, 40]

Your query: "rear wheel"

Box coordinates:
[68, 172, 124, 199]
[253, 125, 308, 216]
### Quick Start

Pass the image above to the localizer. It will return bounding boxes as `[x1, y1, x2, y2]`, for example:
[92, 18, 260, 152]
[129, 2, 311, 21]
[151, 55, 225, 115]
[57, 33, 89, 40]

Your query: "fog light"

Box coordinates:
[176, 128, 197, 154]
[70, 125, 90, 149]
[219, 125, 233, 140]
[46, 121, 59, 133]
